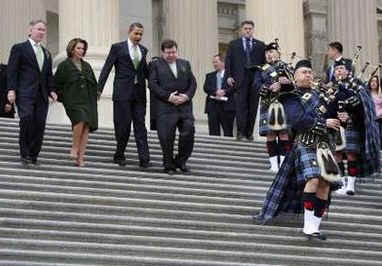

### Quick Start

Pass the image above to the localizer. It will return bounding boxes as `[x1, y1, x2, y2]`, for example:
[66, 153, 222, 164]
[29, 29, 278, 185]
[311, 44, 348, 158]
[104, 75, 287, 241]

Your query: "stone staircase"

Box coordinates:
[0, 117, 381, 266]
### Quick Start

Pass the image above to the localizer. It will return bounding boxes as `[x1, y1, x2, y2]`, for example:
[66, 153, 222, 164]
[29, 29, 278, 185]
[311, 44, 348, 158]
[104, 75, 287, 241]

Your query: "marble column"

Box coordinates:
[0, 0, 46, 63]
[246, 0, 305, 62]
[328, 0, 379, 73]
[49, 0, 119, 127]
[162, 0, 218, 124]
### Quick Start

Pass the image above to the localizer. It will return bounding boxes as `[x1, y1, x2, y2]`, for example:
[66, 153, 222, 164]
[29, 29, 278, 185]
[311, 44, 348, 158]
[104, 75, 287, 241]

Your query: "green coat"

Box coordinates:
[55, 58, 98, 132]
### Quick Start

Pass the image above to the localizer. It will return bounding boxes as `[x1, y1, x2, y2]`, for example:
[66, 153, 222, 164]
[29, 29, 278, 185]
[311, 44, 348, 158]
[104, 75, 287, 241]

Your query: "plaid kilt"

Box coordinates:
[259, 104, 270, 136]
[345, 127, 361, 153]
[257, 143, 340, 223]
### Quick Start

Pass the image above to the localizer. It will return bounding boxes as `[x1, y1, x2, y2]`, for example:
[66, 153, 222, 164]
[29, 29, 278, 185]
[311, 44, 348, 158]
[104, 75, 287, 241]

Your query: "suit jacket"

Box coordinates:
[203, 70, 235, 113]
[224, 37, 266, 94]
[7, 40, 54, 101]
[98, 41, 149, 102]
[148, 57, 197, 116]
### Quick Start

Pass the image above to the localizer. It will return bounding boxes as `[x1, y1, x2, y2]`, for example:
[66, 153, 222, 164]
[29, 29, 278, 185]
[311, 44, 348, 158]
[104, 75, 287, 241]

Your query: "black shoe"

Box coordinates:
[303, 232, 327, 240]
[113, 158, 127, 166]
[139, 161, 151, 169]
[236, 134, 244, 141]
[164, 168, 177, 175]
[178, 164, 190, 173]
[247, 135, 254, 142]
[30, 158, 40, 166]
[20, 157, 31, 166]
[252, 214, 266, 225]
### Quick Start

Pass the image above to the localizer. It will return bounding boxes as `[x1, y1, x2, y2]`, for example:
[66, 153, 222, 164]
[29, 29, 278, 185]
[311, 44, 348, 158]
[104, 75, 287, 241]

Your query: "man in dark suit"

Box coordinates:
[7, 20, 57, 166]
[0, 62, 15, 118]
[224, 20, 266, 141]
[148, 39, 197, 175]
[326, 41, 353, 82]
[203, 53, 235, 136]
[98, 22, 150, 168]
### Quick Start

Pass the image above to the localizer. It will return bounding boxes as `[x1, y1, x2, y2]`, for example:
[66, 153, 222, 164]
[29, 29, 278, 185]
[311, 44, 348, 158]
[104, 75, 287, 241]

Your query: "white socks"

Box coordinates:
[346, 176, 356, 195]
[269, 156, 279, 173]
[336, 176, 348, 195]
[303, 209, 322, 235]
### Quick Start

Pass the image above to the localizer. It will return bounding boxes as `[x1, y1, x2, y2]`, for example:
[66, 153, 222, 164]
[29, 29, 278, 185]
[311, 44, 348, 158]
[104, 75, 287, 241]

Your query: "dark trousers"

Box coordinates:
[234, 70, 259, 138]
[17, 92, 49, 160]
[156, 111, 195, 170]
[113, 99, 150, 163]
[207, 102, 235, 137]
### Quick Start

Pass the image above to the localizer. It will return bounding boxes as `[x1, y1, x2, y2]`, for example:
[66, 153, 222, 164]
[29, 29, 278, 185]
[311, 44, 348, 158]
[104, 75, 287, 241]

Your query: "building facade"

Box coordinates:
[0, 0, 380, 131]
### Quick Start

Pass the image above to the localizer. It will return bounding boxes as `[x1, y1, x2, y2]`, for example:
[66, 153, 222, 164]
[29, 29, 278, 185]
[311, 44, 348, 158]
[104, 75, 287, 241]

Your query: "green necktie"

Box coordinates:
[132, 45, 140, 69]
[35, 44, 44, 71]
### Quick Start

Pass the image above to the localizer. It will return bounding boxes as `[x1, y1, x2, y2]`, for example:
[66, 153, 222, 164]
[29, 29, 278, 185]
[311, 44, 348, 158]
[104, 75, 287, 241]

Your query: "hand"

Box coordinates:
[168, 91, 179, 104]
[174, 93, 189, 105]
[338, 112, 349, 123]
[216, 89, 226, 97]
[7, 90, 16, 104]
[279, 76, 291, 85]
[4, 104, 12, 113]
[49, 91, 58, 102]
[269, 82, 281, 92]
[227, 77, 235, 87]
[326, 118, 341, 130]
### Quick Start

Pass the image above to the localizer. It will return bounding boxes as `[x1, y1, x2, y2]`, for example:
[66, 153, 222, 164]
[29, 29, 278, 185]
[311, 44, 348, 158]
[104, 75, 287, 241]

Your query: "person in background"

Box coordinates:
[368, 75, 382, 150]
[203, 53, 235, 137]
[0, 59, 15, 118]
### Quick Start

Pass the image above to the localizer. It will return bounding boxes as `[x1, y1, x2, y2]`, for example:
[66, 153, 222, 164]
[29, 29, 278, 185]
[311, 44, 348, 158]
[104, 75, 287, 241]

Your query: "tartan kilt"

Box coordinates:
[259, 104, 270, 136]
[294, 144, 321, 183]
[345, 127, 361, 153]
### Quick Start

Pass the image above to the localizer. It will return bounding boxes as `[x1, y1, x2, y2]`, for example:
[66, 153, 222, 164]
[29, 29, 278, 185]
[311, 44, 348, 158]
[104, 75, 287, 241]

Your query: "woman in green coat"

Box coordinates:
[54, 38, 98, 167]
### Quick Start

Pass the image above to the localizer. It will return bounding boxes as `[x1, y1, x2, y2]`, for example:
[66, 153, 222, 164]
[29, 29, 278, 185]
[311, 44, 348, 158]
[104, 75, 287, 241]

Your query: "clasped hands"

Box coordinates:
[168, 91, 189, 106]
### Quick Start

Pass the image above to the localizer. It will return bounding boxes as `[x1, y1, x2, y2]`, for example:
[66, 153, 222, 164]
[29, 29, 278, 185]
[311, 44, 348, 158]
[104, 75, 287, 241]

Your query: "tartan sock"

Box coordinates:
[303, 192, 316, 211]
[266, 141, 279, 157]
[279, 139, 293, 156]
[348, 160, 359, 177]
[337, 161, 345, 177]
[314, 197, 327, 218]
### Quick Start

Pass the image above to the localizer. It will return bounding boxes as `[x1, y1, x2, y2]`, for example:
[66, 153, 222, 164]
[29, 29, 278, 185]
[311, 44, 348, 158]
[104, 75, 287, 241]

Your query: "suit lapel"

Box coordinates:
[162, 58, 177, 80]
[237, 38, 246, 61]
[123, 41, 136, 70]
[25, 41, 40, 71]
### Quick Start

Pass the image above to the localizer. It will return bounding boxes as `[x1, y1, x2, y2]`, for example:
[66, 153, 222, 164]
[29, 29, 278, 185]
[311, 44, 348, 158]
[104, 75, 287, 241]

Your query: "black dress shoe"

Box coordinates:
[164, 168, 177, 175]
[303, 232, 327, 240]
[247, 135, 254, 142]
[20, 157, 31, 166]
[139, 161, 151, 168]
[30, 158, 40, 166]
[113, 158, 127, 166]
[178, 164, 190, 173]
[236, 134, 244, 141]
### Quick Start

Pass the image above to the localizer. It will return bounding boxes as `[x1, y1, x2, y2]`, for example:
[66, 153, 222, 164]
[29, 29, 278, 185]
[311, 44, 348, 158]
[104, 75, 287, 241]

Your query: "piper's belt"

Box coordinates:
[295, 131, 330, 149]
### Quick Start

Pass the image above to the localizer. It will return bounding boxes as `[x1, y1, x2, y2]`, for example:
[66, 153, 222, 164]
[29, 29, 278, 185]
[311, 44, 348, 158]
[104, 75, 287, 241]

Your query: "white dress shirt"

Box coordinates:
[127, 38, 142, 63]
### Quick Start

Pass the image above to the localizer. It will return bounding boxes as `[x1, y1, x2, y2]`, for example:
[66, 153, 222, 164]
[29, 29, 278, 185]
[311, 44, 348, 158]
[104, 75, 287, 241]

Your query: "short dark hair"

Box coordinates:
[66, 38, 88, 58]
[161, 39, 178, 52]
[29, 19, 47, 27]
[214, 53, 225, 62]
[129, 22, 144, 32]
[329, 41, 343, 54]
[240, 20, 255, 28]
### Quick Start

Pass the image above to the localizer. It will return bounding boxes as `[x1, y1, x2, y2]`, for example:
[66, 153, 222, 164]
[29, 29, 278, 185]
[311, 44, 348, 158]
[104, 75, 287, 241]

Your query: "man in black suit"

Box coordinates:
[203, 54, 235, 136]
[225, 20, 266, 141]
[148, 39, 197, 175]
[7, 20, 57, 166]
[98, 22, 150, 168]
[0, 61, 15, 118]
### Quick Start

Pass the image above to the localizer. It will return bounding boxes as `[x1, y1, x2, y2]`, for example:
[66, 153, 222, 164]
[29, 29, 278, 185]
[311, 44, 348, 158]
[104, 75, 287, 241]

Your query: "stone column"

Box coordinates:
[49, 0, 119, 127]
[246, 0, 305, 140]
[0, 0, 46, 63]
[162, 0, 218, 125]
[246, 0, 305, 62]
[328, 0, 379, 72]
